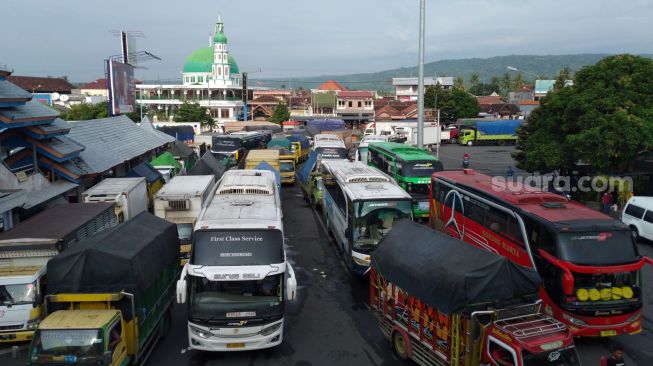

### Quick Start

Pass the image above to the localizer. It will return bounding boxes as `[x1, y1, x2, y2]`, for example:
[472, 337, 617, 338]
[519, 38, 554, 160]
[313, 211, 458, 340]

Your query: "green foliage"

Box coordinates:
[425, 85, 479, 123]
[269, 102, 290, 124]
[125, 110, 142, 123]
[59, 103, 108, 120]
[173, 102, 213, 127]
[469, 73, 480, 87]
[454, 76, 465, 90]
[514, 54, 653, 174]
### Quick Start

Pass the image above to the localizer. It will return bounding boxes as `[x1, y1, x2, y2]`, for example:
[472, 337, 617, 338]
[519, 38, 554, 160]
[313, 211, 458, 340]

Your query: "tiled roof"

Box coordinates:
[0, 79, 32, 101]
[79, 78, 107, 90]
[139, 116, 176, 145]
[167, 140, 195, 157]
[476, 95, 504, 105]
[317, 80, 347, 91]
[480, 103, 520, 114]
[67, 115, 173, 175]
[24, 118, 71, 138]
[337, 91, 373, 98]
[519, 100, 540, 106]
[0, 100, 59, 123]
[251, 95, 281, 104]
[7, 76, 75, 93]
[38, 135, 85, 159]
[22, 180, 78, 209]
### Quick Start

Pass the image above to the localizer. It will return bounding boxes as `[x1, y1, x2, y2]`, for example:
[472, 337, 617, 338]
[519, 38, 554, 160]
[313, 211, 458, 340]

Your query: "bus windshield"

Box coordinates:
[189, 274, 283, 322]
[315, 147, 348, 160]
[280, 161, 294, 173]
[556, 230, 638, 265]
[30, 329, 104, 363]
[352, 201, 412, 252]
[192, 230, 284, 266]
[398, 160, 443, 178]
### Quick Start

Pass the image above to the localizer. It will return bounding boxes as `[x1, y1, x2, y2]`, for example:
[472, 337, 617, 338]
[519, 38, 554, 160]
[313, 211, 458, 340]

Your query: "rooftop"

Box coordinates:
[317, 80, 347, 91]
[7, 75, 75, 93]
[39, 310, 119, 330]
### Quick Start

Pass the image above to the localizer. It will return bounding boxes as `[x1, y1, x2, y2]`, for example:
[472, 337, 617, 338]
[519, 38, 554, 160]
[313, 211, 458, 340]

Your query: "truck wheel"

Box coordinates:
[467, 141, 473, 146]
[449, 138, 457, 144]
[392, 331, 409, 360]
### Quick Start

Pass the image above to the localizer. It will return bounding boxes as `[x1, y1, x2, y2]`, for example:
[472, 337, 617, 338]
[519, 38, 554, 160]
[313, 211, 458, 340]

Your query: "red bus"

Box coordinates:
[429, 169, 653, 337]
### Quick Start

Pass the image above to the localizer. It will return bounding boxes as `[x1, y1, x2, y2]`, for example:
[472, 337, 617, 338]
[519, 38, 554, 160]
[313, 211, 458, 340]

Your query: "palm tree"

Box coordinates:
[469, 73, 480, 87]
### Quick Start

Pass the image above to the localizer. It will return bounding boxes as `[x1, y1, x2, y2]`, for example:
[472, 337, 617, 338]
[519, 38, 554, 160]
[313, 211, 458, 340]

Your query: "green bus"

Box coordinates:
[366, 142, 443, 220]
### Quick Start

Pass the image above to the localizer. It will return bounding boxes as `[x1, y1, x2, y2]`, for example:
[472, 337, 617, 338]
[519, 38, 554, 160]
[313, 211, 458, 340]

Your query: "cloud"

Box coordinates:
[0, 0, 651, 81]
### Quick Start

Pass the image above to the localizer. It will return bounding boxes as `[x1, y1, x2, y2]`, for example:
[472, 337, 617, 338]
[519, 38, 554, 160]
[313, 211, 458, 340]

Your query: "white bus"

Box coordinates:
[176, 169, 297, 352]
[320, 160, 413, 275]
[355, 135, 388, 162]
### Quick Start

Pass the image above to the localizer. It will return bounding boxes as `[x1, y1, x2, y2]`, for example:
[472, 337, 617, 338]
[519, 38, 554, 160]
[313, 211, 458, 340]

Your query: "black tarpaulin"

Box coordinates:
[186, 151, 227, 179]
[46, 212, 179, 297]
[371, 220, 541, 313]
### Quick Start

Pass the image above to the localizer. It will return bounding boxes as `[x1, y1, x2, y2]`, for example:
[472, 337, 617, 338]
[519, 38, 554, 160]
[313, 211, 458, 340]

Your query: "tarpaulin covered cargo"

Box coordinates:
[267, 137, 291, 149]
[157, 125, 195, 142]
[186, 151, 228, 179]
[474, 120, 522, 135]
[254, 161, 281, 191]
[287, 134, 310, 149]
[297, 151, 318, 186]
[371, 220, 541, 313]
[46, 212, 179, 297]
[127, 162, 164, 185]
[307, 119, 344, 131]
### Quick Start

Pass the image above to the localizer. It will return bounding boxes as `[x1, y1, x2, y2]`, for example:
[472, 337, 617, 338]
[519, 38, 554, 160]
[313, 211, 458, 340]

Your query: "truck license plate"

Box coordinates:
[227, 343, 245, 349]
[600, 330, 617, 337]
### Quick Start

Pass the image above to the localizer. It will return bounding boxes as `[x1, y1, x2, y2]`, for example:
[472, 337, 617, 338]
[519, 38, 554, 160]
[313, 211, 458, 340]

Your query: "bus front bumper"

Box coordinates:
[187, 320, 283, 351]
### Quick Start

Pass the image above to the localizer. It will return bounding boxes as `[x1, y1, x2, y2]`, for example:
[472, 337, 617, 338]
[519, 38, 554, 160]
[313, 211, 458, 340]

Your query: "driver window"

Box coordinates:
[108, 321, 123, 354]
[488, 339, 516, 366]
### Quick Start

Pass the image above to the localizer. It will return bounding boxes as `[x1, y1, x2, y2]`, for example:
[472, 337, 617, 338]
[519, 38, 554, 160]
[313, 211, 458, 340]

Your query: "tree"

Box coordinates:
[60, 103, 108, 120]
[513, 54, 653, 174]
[469, 73, 481, 88]
[554, 66, 573, 91]
[173, 102, 213, 127]
[125, 110, 142, 123]
[454, 76, 465, 90]
[425, 85, 479, 123]
[269, 102, 290, 124]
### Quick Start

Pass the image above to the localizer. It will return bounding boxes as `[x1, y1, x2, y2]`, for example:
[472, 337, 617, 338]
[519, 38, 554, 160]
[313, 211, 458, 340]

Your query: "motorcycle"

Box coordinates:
[462, 157, 470, 168]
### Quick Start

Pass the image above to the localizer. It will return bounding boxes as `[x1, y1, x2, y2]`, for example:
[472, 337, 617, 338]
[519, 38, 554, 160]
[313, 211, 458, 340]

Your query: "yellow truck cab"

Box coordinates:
[30, 308, 127, 366]
[269, 147, 296, 184]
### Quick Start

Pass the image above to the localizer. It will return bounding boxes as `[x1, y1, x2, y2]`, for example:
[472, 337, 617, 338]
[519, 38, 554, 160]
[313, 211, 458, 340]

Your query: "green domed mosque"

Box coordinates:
[182, 15, 241, 87]
[136, 15, 245, 124]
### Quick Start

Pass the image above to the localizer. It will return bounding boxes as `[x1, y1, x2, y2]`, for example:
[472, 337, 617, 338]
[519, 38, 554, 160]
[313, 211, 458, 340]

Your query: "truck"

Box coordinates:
[355, 135, 388, 162]
[286, 134, 310, 163]
[150, 151, 183, 182]
[154, 175, 215, 265]
[458, 119, 522, 146]
[371, 220, 580, 366]
[28, 213, 179, 366]
[269, 147, 296, 184]
[306, 119, 345, 131]
[126, 161, 166, 211]
[0, 203, 116, 343]
[395, 126, 447, 149]
[323, 129, 353, 150]
[245, 149, 280, 172]
[176, 170, 297, 352]
[298, 151, 324, 208]
[82, 178, 148, 224]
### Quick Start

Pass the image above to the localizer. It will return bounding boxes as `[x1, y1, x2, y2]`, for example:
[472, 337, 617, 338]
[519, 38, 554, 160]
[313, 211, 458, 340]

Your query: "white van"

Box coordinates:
[621, 196, 653, 241]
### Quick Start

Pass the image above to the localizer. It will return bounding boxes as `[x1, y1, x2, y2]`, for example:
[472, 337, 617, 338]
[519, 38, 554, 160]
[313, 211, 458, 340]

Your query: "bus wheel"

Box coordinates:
[630, 226, 640, 242]
[392, 331, 409, 359]
[467, 141, 473, 146]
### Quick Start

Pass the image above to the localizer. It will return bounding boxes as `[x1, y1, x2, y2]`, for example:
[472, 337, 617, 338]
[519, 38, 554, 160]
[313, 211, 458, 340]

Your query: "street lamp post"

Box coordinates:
[417, 0, 426, 149]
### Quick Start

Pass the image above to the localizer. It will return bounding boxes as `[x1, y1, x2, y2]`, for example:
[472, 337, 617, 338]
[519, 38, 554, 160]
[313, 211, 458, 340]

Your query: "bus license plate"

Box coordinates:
[418, 201, 429, 211]
[227, 343, 245, 349]
[600, 330, 617, 337]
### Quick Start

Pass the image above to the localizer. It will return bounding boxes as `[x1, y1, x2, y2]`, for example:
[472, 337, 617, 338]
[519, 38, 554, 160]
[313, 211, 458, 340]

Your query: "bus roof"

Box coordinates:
[323, 160, 411, 201]
[314, 140, 346, 149]
[368, 142, 438, 162]
[197, 170, 282, 230]
[433, 170, 619, 228]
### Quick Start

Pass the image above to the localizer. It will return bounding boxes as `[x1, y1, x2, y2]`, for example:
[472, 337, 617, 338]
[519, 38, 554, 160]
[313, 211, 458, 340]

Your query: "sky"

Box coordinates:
[1, 0, 652, 83]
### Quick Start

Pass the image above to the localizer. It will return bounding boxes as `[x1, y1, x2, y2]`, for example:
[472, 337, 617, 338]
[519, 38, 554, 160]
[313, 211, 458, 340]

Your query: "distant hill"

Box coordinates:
[253, 54, 653, 91]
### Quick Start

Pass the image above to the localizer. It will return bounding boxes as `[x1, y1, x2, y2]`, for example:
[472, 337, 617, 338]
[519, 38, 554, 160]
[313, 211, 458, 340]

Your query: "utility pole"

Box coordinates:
[417, 0, 426, 149]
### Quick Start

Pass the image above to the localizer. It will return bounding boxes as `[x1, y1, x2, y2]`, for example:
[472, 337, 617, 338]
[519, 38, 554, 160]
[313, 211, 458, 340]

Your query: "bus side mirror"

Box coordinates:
[286, 263, 297, 301]
[562, 272, 575, 296]
[176, 279, 187, 304]
[34, 293, 43, 305]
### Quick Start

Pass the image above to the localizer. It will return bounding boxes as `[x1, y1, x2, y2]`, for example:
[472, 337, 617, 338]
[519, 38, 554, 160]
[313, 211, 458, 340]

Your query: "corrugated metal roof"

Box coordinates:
[0, 100, 59, 122]
[24, 118, 71, 137]
[22, 180, 78, 209]
[0, 79, 32, 101]
[40, 135, 85, 158]
[67, 115, 173, 175]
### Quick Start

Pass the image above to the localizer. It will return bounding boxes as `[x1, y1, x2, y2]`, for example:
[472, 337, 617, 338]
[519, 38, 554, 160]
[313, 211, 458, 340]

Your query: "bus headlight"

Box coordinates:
[259, 323, 282, 336]
[562, 313, 587, 326]
[190, 325, 212, 339]
[26, 318, 40, 330]
[352, 256, 370, 267]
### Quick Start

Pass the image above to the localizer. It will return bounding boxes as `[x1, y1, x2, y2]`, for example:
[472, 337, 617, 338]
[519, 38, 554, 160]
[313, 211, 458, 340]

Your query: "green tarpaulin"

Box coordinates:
[150, 151, 181, 170]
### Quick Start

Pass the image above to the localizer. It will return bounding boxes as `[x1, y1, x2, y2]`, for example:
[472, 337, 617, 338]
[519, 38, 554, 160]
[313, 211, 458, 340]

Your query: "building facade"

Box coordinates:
[336, 90, 374, 123]
[136, 16, 245, 125]
[392, 77, 454, 101]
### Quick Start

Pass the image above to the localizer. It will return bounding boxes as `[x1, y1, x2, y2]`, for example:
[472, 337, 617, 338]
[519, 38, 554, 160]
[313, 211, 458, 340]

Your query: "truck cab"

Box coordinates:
[0, 265, 46, 343]
[28, 310, 127, 366]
